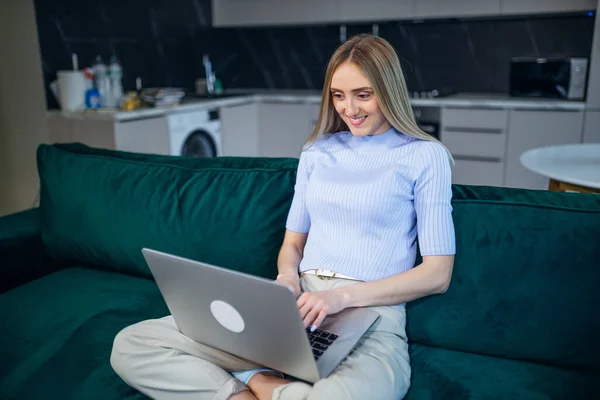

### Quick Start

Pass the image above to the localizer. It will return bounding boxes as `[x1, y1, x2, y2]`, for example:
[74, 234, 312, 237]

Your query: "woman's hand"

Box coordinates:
[275, 272, 301, 297]
[297, 290, 348, 331]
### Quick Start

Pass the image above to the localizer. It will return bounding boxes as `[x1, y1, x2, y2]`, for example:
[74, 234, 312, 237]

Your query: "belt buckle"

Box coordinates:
[316, 269, 336, 280]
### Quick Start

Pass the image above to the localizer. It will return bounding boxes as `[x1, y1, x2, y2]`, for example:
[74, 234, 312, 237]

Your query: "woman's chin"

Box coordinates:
[348, 125, 373, 136]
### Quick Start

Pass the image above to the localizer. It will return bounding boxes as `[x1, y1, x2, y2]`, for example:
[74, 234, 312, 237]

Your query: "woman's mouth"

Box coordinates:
[349, 115, 367, 127]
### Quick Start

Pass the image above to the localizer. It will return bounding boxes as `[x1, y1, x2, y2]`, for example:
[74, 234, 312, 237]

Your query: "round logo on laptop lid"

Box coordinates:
[210, 300, 245, 333]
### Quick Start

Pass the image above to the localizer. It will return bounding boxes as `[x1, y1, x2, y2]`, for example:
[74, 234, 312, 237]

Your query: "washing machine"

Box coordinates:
[166, 109, 222, 157]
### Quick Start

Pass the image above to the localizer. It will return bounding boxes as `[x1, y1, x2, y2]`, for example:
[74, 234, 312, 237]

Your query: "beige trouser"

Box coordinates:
[110, 275, 411, 400]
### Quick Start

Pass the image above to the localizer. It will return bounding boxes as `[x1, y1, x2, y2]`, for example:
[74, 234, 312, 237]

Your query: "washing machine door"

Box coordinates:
[181, 129, 217, 157]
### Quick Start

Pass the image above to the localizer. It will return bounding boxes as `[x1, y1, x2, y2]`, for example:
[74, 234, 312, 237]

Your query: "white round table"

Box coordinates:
[520, 143, 600, 193]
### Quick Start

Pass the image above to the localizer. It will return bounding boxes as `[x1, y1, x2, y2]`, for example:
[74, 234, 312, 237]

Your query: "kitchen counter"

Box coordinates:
[47, 91, 322, 123]
[47, 90, 587, 123]
[411, 92, 586, 110]
[222, 90, 587, 110]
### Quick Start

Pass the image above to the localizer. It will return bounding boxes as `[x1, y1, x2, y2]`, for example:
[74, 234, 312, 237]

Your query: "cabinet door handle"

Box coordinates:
[511, 108, 581, 113]
[444, 127, 504, 134]
[453, 155, 502, 163]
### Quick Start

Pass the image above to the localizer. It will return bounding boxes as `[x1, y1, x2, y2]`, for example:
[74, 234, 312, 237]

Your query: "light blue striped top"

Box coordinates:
[286, 127, 456, 282]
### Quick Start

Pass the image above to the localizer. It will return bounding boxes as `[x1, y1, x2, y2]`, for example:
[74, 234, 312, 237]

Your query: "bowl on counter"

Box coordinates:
[141, 88, 186, 108]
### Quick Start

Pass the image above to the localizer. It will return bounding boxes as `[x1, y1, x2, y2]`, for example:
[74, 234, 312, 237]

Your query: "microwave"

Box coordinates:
[509, 57, 588, 100]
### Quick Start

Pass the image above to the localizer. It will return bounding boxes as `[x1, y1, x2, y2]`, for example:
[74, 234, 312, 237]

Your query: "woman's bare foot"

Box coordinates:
[229, 390, 258, 400]
[247, 372, 291, 400]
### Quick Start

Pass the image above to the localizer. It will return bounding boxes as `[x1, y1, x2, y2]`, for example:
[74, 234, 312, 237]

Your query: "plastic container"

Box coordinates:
[57, 70, 86, 111]
[92, 55, 109, 107]
[108, 55, 124, 107]
[86, 88, 101, 109]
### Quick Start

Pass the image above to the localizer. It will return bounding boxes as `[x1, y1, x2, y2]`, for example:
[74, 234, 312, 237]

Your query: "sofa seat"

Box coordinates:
[2, 265, 599, 400]
[406, 342, 600, 399]
[0, 267, 166, 400]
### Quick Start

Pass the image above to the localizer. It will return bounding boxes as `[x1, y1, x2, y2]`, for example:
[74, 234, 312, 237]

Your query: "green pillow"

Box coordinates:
[408, 185, 600, 375]
[37, 143, 299, 280]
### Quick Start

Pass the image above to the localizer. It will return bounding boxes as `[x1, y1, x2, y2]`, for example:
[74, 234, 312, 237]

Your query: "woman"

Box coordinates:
[111, 34, 455, 400]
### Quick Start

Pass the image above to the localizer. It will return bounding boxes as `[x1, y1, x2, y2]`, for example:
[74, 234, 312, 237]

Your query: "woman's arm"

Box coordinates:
[337, 255, 454, 307]
[298, 255, 453, 330]
[275, 230, 308, 296]
[277, 230, 307, 277]
[277, 150, 312, 295]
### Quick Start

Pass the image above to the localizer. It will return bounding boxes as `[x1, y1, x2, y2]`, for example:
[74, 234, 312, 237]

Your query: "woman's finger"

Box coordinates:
[299, 293, 319, 319]
[303, 306, 321, 328]
[299, 302, 312, 320]
[296, 292, 308, 309]
[311, 309, 328, 331]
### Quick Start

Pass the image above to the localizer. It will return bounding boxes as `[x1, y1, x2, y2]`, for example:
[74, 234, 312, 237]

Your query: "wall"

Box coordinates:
[0, 0, 49, 215]
[34, 0, 595, 109]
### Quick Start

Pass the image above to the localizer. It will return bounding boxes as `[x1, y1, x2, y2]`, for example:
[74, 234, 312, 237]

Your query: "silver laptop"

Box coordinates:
[142, 248, 379, 383]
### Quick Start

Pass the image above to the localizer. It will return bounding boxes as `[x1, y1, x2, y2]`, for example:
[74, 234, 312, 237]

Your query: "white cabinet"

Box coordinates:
[212, 0, 337, 27]
[213, 0, 594, 26]
[47, 113, 171, 155]
[267, 0, 338, 25]
[440, 107, 509, 187]
[212, 0, 262, 27]
[258, 102, 312, 158]
[47, 113, 116, 150]
[504, 109, 585, 190]
[339, 0, 414, 22]
[583, 110, 600, 143]
[451, 159, 506, 187]
[114, 117, 171, 155]
[500, 0, 597, 14]
[220, 103, 260, 157]
[308, 103, 321, 134]
[220, 101, 318, 158]
[415, 0, 501, 18]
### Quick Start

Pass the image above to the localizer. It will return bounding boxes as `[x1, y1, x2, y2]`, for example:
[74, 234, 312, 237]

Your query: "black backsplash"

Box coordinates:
[34, 0, 595, 109]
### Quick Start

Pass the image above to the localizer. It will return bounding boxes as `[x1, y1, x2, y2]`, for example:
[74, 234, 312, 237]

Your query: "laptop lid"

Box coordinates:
[141, 248, 321, 383]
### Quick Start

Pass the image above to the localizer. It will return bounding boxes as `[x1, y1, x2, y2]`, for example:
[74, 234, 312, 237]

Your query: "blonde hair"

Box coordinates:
[307, 34, 453, 164]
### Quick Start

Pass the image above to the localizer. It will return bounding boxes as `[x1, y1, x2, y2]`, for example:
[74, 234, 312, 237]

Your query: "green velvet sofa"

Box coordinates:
[1, 143, 599, 400]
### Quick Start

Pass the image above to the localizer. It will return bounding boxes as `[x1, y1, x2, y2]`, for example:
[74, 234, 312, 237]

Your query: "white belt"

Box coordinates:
[300, 269, 363, 282]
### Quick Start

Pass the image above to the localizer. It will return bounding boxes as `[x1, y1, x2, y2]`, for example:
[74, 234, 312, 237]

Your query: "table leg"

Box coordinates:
[548, 178, 600, 194]
[548, 179, 561, 191]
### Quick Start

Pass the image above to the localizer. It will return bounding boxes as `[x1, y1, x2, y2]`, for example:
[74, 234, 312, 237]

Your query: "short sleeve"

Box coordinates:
[285, 151, 312, 233]
[413, 142, 456, 256]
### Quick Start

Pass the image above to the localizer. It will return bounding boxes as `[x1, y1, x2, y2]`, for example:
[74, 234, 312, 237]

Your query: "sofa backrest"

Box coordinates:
[407, 185, 600, 375]
[38, 143, 600, 374]
[37, 143, 299, 280]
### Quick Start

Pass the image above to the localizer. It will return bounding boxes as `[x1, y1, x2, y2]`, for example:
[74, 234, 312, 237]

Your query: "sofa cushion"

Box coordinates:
[405, 343, 600, 400]
[0, 267, 163, 400]
[37, 143, 299, 280]
[407, 186, 600, 374]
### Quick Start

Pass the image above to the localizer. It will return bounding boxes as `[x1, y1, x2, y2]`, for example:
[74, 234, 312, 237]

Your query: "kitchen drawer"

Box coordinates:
[441, 130, 506, 159]
[452, 157, 505, 186]
[442, 108, 508, 131]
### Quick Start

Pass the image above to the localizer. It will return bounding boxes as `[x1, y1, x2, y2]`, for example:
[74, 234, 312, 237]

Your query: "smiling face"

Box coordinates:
[330, 61, 392, 137]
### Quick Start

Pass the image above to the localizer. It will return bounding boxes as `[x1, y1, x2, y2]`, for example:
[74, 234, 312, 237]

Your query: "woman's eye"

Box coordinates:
[332, 93, 343, 99]
[358, 93, 370, 100]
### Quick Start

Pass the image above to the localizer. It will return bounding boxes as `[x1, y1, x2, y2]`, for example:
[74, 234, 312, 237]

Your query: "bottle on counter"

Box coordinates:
[84, 68, 101, 109]
[108, 55, 124, 108]
[121, 76, 142, 111]
[92, 55, 110, 107]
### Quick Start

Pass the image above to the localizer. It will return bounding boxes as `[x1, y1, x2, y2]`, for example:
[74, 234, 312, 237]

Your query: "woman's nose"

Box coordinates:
[345, 98, 359, 116]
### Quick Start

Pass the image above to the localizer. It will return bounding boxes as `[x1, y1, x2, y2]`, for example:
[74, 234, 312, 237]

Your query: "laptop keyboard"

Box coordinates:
[306, 327, 339, 360]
